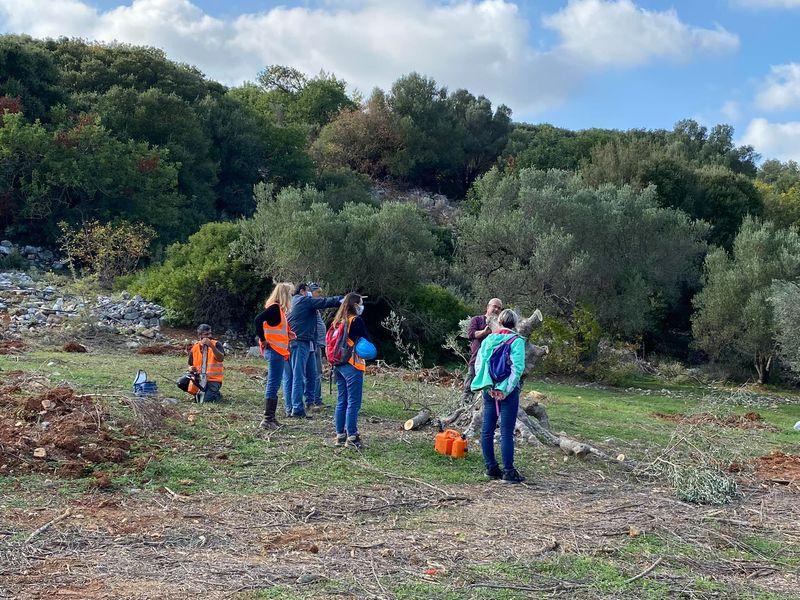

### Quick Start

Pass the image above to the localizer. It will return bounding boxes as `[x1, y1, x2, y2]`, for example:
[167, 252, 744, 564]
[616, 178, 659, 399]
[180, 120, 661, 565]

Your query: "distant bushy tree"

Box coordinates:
[758, 159, 800, 193]
[760, 180, 800, 230]
[312, 89, 406, 179]
[583, 132, 762, 249]
[770, 280, 800, 376]
[95, 86, 217, 218]
[503, 124, 619, 172]
[235, 183, 438, 300]
[457, 168, 708, 338]
[0, 111, 190, 244]
[692, 218, 800, 382]
[0, 35, 64, 121]
[255, 65, 356, 130]
[315, 73, 510, 198]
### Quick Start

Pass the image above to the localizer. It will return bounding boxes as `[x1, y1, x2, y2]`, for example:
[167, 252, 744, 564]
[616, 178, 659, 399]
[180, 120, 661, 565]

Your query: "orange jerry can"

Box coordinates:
[434, 428, 468, 458]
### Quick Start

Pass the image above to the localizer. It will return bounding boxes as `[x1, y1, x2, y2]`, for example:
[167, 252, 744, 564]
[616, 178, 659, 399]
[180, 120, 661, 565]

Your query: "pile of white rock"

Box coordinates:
[0, 272, 165, 338]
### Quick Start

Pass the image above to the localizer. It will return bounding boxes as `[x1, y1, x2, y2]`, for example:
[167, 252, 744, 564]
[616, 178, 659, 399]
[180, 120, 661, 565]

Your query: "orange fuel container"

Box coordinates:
[434, 428, 468, 458]
[450, 436, 468, 458]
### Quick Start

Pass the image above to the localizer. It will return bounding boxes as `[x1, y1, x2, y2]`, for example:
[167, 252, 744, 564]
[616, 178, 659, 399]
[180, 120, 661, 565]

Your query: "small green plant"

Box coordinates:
[59, 220, 155, 287]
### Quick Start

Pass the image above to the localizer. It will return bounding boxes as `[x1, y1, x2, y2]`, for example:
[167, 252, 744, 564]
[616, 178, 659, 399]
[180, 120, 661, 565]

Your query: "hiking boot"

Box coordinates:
[334, 433, 347, 447]
[501, 468, 526, 484]
[345, 434, 364, 450]
[486, 464, 503, 480]
[290, 412, 313, 420]
[259, 417, 281, 430]
[308, 403, 324, 413]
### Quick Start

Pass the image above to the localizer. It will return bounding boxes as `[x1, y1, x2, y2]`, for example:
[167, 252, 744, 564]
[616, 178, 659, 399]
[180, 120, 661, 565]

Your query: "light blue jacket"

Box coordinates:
[470, 330, 526, 397]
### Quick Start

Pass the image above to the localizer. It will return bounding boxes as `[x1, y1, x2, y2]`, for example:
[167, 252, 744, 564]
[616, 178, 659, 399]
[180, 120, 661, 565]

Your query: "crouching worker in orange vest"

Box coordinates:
[177, 324, 226, 402]
[254, 282, 295, 429]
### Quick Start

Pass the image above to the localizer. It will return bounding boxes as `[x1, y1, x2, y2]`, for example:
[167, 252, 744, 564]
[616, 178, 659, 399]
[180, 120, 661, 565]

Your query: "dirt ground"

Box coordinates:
[652, 411, 781, 432]
[1, 470, 798, 599]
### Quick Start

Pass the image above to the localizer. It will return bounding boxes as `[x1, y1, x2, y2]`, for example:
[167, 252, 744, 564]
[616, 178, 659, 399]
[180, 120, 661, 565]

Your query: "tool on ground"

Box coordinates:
[434, 425, 468, 459]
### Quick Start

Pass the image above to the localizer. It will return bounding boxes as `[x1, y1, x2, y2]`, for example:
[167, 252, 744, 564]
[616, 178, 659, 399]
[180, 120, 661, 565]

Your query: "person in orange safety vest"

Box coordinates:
[254, 282, 296, 428]
[183, 323, 226, 402]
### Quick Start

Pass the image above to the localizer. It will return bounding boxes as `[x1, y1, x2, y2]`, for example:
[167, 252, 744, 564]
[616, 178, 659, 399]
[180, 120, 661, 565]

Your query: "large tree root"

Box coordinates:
[456, 391, 634, 468]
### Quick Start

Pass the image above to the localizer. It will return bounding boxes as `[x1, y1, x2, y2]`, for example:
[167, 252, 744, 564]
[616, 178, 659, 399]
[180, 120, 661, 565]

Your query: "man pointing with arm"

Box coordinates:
[283, 282, 343, 419]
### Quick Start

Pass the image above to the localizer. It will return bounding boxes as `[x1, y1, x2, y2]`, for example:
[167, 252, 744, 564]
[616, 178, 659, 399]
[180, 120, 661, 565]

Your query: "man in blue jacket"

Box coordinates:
[282, 282, 343, 418]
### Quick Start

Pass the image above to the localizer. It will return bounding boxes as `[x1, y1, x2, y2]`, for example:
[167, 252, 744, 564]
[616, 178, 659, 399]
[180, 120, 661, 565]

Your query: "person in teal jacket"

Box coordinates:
[471, 308, 527, 484]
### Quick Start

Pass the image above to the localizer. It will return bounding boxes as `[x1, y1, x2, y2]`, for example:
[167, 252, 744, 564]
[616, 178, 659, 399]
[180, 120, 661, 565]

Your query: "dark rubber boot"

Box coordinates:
[260, 397, 281, 429]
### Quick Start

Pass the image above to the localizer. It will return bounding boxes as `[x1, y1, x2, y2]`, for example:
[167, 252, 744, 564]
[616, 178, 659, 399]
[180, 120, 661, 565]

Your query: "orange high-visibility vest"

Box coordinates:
[190, 339, 224, 382]
[261, 303, 291, 360]
[346, 316, 366, 372]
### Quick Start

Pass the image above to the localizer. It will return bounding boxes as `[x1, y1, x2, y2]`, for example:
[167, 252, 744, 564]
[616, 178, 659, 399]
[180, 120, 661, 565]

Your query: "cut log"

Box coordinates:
[404, 410, 431, 431]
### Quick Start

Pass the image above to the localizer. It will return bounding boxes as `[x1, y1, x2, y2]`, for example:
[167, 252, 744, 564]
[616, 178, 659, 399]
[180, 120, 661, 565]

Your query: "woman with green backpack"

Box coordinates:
[470, 308, 527, 484]
[326, 293, 376, 449]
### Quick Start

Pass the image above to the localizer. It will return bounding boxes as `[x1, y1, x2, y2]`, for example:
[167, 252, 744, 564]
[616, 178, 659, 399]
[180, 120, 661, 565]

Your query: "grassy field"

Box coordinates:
[1, 348, 799, 598]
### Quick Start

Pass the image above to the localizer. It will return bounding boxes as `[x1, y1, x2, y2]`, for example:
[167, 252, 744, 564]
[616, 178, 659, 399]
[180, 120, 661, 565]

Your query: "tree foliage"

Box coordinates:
[457, 168, 708, 338]
[235, 184, 438, 300]
[692, 218, 800, 382]
[581, 128, 762, 249]
[0, 112, 189, 243]
[316, 74, 511, 198]
[131, 222, 270, 328]
[770, 280, 800, 377]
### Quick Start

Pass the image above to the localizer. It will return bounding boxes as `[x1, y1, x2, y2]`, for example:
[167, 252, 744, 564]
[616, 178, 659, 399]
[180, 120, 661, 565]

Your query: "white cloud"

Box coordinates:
[733, 0, 800, 8]
[721, 100, 743, 122]
[0, 0, 740, 114]
[755, 63, 800, 111]
[543, 0, 739, 68]
[741, 118, 800, 161]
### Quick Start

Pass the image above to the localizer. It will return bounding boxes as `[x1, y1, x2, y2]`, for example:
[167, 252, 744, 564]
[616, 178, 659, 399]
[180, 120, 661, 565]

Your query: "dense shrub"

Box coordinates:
[130, 222, 270, 329]
[397, 284, 471, 363]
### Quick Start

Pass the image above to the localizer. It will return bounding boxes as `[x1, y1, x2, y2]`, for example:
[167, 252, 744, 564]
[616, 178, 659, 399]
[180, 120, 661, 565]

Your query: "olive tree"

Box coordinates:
[457, 168, 708, 338]
[234, 183, 438, 300]
[770, 280, 800, 376]
[692, 218, 800, 382]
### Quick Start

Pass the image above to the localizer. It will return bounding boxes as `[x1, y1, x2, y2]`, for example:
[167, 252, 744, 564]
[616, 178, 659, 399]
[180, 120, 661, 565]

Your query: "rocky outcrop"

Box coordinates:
[0, 241, 65, 271]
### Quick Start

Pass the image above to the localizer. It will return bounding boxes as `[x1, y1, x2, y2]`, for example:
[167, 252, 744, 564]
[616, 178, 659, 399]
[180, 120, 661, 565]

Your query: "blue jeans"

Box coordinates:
[304, 346, 321, 407]
[313, 347, 323, 404]
[334, 364, 363, 436]
[481, 387, 520, 472]
[282, 340, 315, 416]
[264, 347, 285, 400]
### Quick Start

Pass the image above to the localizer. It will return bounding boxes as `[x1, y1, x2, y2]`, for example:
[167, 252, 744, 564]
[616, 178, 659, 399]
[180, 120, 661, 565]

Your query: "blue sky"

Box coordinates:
[2, 0, 800, 160]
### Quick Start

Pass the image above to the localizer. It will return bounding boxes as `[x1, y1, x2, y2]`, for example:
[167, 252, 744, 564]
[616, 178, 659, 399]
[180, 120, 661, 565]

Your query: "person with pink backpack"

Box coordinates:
[326, 292, 376, 449]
